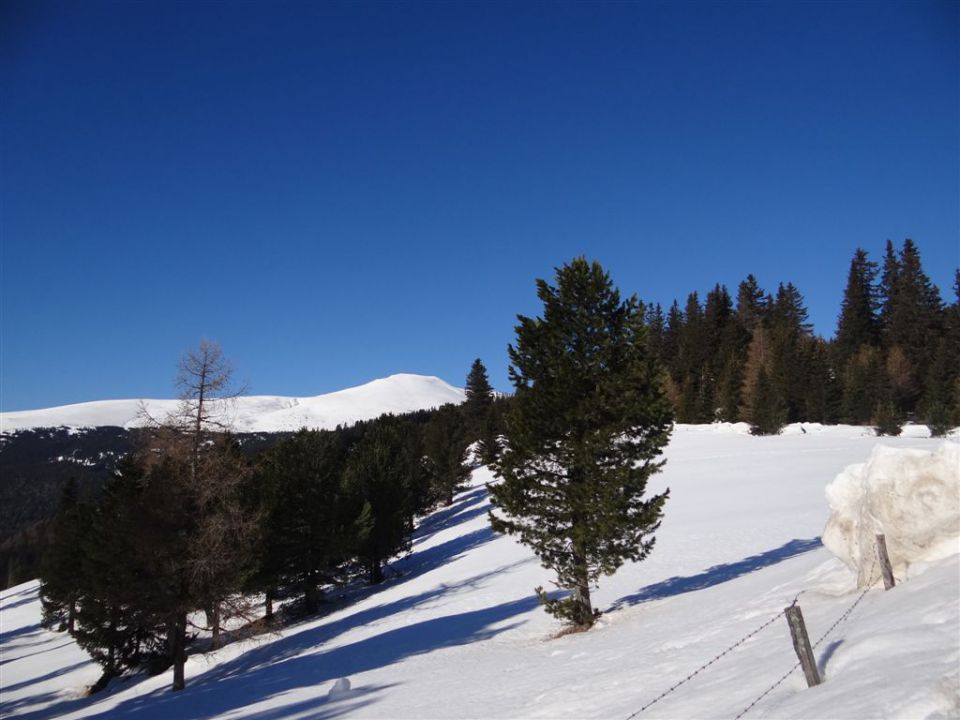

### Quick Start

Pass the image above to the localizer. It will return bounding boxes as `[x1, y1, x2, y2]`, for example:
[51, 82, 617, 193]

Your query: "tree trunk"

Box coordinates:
[206, 603, 221, 650]
[264, 588, 274, 621]
[170, 612, 187, 691]
[304, 579, 320, 615]
[571, 541, 593, 628]
[67, 600, 76, 634]
[369, 559, 384, 585]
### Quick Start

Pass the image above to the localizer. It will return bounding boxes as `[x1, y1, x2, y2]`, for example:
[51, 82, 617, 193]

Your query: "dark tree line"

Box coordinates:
[648, 239, 958, 435]
[38, 346, 503, 692]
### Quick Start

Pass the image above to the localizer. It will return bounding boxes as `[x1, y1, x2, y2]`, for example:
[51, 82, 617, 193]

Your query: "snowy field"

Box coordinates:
[2, 424, 958, 720]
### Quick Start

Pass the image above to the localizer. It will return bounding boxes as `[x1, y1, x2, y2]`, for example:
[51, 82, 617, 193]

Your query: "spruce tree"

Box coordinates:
[489, 258, 672, 629]
[749, 365, 786, 435]
[882, 240, 944, 413]
[840, 345, 887, 424]
[735, 274, 767, 332]
[835, 248, 880, 362]
[464, 359, 494, 439]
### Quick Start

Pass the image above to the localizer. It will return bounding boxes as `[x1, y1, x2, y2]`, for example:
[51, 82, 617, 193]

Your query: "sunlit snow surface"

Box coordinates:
[2, 425, 958, 720]
[0, 374, 465, 433]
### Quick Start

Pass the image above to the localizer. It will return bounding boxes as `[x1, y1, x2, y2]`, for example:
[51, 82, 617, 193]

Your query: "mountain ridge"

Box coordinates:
[0, 373, 465, 434]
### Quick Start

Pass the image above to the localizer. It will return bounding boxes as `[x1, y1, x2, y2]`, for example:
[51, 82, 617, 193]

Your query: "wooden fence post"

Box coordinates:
[784, 605, 822, 687]
[875, 534, 896, 590]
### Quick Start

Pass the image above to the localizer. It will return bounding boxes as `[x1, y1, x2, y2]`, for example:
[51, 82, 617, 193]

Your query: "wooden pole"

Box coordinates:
[784, 605, 822, 687]
[875, 534, 896, 590]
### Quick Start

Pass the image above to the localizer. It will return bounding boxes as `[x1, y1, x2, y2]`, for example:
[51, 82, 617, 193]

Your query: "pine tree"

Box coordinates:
[644, 302, 666, 363]
[735, 274, 767, 332]
[464, 359, 494, 439]
[343, 417, 420, 584]
[882, 240, 945, 414]
[873, 399, 904, 437]
[767, 282, 812, 422]
[490, 258, 672, 628]
[422, 404, 471, 506]
[71, 457, 172, 687]
[252, 429, 351, 614]
[72, 341, 258, 691]
[840, 345, 887, 424]
[835, 248, 880, 362]
[39, 479, 89, 633]
[749, 365, 786, 435]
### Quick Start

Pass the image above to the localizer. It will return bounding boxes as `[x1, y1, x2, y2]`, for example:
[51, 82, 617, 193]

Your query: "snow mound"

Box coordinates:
[327, 677, 351, 699]
[822, 442, 960, 587]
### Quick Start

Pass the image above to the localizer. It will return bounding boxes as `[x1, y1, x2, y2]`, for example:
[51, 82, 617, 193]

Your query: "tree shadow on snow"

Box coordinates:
[0, 591, 40, 612]
[609, 537, 822, 611]
[411, 487, 491, 546]
[392, 527, 495, 583]
[68, 593, 537, 720]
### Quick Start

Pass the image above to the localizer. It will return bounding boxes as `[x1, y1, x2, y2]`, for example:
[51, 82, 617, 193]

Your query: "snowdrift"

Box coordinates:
[823, 442, 960, 588]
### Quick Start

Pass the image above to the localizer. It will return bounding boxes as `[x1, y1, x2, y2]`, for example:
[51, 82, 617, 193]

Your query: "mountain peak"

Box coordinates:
[0, 374, 465, 434]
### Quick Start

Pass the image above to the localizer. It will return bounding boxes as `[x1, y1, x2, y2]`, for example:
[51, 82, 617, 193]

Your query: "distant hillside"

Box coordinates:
[0, 374, 465, 433]
[0, 374, 465, 588]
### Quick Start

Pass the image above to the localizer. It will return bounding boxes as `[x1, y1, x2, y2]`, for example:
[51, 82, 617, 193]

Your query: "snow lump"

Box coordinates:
[822, 442, 960, 587]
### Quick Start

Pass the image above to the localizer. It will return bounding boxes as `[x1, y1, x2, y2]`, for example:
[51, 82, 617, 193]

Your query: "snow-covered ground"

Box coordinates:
[2, 425, 958, 719]
[0, 374, 465, 433]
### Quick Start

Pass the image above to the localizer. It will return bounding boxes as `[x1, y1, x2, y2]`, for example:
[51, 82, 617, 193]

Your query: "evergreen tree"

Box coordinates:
[802, 337, 840, 423]
[644, 302, 666, 362]
[735, 274, 767, 332]
[252, 429, 351, 614]
[835, 248, 880, 361]
[422, 404, 471, 506]
[767, 282, 812, 422]
[661, 300, 685, 409]
[344, 417, 419, 584]
[878, 239, 900, 337]
[69, 341, 257, 691]
[490, 258, 672, 628]
[840, 345, 887, 424]
[39, 479, 88, 633]
[749, 365, 786, 435]
[873, 399, 904, 437]
[464, 359, 495, 439]
[71, 457, 174, 688]
[881, 239, 945, 413]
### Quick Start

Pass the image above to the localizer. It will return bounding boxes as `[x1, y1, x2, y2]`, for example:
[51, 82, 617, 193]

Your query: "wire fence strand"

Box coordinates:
[621, 551, 883, 720]
[733, 556, 881, 719]
[623, 592, 806, 720]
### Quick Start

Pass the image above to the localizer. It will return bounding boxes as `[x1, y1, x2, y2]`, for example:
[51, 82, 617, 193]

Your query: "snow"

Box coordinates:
[2, 426, 958, 719]
[0, 374, 465, 434]
[823, 443, 960, 587]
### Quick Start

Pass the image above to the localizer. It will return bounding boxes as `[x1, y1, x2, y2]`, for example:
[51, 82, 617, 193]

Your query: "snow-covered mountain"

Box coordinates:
[0, 374, 465, 434]
[2, 426, 957, 720]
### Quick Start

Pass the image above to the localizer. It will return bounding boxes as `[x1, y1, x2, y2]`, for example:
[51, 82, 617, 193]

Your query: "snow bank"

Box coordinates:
[822, 442, 960, 587]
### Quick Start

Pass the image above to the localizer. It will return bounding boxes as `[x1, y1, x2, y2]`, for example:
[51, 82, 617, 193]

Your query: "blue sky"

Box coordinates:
[2, 0, 957, 411]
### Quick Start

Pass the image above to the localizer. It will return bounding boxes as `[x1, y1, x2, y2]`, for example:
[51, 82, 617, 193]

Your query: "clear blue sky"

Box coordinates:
[2, 0, 957, 411]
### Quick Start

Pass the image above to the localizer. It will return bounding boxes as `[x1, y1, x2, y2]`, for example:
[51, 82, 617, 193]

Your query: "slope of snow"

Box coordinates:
[2, 427, 957, 720]
[0, 374, 465, 433]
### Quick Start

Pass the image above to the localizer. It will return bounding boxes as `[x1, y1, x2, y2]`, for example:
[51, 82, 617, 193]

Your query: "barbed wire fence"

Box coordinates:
[622, 550, 885, 720]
